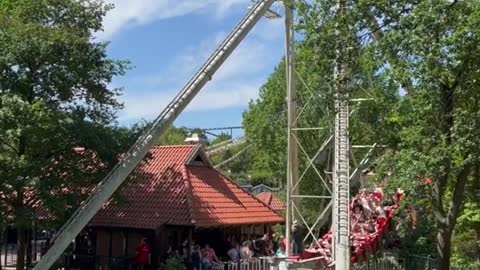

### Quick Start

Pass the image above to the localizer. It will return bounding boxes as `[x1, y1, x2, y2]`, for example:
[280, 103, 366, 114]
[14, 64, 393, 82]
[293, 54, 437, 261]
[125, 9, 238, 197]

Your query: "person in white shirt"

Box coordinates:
[240, 241, 254, 260]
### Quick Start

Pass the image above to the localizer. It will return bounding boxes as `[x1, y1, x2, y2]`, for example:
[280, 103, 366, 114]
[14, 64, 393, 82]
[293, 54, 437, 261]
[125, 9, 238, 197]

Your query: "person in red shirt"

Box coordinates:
[201, 244, 218, 270]
[136, 238, 151, 270]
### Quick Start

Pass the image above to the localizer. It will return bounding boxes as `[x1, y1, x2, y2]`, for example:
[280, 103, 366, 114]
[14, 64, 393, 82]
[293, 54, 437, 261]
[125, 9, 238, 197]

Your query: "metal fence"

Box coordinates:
[356, 256, 404, 270]
[1, 241, 45, 267]
[212, 257, 278, 270]
[211, 256, 331, 270]
[401, 255, 478, 270]
[63, 255, 135, 270]
[12, 251, 479, 270]
[402, 255, 437, 270]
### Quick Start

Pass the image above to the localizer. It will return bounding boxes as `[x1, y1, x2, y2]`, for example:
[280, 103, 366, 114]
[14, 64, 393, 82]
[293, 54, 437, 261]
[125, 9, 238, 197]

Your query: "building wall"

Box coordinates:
[240, 224, 268, 241]
[111, 231, 123, 257]
[127, 231, 143, 256]
[95, 230, 110, 257]
[94, 228, 150, 257]
[86, 224, 273, 266]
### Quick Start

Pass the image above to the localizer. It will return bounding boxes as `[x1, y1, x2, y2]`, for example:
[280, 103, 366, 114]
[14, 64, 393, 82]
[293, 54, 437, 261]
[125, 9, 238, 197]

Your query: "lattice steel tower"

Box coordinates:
[285, 0, 353, 268]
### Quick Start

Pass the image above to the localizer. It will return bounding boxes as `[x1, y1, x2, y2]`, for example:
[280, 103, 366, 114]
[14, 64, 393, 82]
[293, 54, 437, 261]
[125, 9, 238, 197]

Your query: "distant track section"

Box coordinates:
[214, 144, 251, 169]
[206, 136, 246, 156]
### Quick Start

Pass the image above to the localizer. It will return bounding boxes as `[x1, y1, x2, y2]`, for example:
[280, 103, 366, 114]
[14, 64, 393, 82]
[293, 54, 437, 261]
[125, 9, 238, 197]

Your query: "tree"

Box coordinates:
[244, 1, 480, 268]
[210, 132, 231, 146]
[353, 1, 480, 268]
[243, 61, 288, 187]
[243, 0, 392, 226]
[0, 1, 129, 269]
[156, 126, 189, 145]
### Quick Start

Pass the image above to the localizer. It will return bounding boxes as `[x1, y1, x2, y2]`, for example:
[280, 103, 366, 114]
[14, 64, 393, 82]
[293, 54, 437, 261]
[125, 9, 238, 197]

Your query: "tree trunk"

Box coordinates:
[3, 229, 7, 270]
[16, 229, 27, 270]
[25, 230, 31, 269]
[0, 229, 4, 270]
[436, 227, 452, 270]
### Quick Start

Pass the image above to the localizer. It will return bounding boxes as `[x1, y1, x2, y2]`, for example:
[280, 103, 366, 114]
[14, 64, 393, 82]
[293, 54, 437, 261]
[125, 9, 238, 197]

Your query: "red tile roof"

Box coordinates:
[90, 145, 284, 229]
[256, 192, 286, 212]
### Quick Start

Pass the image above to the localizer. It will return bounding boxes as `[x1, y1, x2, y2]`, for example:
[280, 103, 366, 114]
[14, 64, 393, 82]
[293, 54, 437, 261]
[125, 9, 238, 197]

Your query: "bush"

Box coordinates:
[160, 255, 186, 270]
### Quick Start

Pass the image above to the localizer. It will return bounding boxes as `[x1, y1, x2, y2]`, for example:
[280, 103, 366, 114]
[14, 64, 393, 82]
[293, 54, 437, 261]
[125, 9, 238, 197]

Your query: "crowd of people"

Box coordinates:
[303, 187, 404, 267]
[225, 234, 289, 262]
[134, 188, 404, 269]
[157, 234, 286, 270]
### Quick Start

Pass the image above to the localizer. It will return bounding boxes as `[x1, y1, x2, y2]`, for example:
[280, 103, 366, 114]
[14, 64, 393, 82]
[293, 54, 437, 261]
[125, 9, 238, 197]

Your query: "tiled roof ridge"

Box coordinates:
[258, 192, 274, 206]
[256, 191, 286, 212]
[150, 144, 197, 148]
[263, 192, 273, 206]
[267, 192, 273, 205]
[182, 144, 202, 226]
[181, 164, 196, 225]
[215, 172, 284, 220]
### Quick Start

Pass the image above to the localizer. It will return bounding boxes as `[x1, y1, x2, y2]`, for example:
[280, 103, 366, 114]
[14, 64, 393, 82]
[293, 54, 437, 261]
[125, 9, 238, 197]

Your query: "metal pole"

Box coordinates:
[284, 0, 298, 257]
[333, 0, 351, 268]
[34, 1, 275, 269]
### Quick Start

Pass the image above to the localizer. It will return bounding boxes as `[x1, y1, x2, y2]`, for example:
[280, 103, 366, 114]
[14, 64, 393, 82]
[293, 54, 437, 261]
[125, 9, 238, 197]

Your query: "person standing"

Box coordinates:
[191, 245, 202, 270]
[254, 235, 269, 256]
[240, 241, 254, 260]
[275, 244, 288, 270]
[272, 234, 279, 254]
[291, 221, 304, 256]
[201, 244, 218, 270]
[227, 242, 240, 262]
[136, 238, 151, 270]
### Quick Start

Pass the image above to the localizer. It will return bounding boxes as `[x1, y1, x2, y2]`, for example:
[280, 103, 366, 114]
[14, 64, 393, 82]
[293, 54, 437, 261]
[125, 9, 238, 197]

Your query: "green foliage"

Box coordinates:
[160, 255, 186, 270]
[243, 0, 480, 267]
[156, 126, 189, 145]
[355, 1, 480, 267]
[0, 3, 142, 269]
[0, 3, 132, 268]
[243, 61, 287, 186]
[243, 0, 395, 225]
[210, 132, 231, 145]
[451, 177, 480, 267]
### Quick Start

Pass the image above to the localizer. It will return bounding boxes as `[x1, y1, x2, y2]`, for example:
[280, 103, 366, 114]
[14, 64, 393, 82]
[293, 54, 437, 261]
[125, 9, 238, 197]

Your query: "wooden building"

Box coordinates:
[76, 144, 283, 269]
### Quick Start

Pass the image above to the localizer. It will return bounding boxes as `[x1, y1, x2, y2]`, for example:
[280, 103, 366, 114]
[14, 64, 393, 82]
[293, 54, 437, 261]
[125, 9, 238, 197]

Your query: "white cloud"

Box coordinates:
[191, 83, 259, 110]
[116, 3, 285, 122]
[99, 0, 253, 40]
[119, 81, 262, 121]
[137, 18, 284, 88]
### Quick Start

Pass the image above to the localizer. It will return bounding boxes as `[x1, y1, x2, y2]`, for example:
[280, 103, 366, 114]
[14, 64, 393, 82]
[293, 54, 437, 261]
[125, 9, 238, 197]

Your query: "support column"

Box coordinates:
[33, 222, 37, 262]
[3, 229, 7, 268]
[108, 230, 113, 269]
[188, 227, 193, 264]
[26, 229, 32, 268]
[333, 0, 351, 269]
[284, 0, 298, 257]
[124, 230, 128, 257]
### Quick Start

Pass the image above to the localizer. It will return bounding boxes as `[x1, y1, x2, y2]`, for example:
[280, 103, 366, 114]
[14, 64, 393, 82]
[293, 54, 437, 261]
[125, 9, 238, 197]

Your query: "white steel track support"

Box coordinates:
[285, 0, 298, 258]
[206, 137, 246, 156]
[333, 0, 351, 268]
[33, 1, 275, 268]
[214, 144, 251, 169]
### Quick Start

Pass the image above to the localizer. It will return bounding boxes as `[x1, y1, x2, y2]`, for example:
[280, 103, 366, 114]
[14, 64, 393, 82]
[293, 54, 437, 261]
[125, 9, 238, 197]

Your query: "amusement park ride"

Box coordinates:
[33, 0, 372, 269]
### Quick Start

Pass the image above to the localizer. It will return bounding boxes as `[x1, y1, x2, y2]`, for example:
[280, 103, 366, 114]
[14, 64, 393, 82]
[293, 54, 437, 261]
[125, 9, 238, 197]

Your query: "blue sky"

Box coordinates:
[101, 0, 286, 136]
